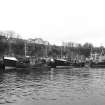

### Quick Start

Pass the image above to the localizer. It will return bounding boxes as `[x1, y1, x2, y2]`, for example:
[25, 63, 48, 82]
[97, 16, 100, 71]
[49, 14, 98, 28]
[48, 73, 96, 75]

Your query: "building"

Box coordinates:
[62, 42, 80, 47]
[28, 38, 49, 45]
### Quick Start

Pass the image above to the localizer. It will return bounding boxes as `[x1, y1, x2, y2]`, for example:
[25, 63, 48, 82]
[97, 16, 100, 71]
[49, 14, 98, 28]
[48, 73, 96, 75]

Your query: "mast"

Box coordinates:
[25, 42, 27, 57]
[61, 46, 62, 58]
[45, 45, 47, 57]
[8, 38, 12, 56]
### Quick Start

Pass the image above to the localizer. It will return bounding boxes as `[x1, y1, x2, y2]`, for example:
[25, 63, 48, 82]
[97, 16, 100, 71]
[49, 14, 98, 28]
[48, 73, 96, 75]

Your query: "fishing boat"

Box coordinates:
[3, 56, 18, 70]
[48, 46, 72, 68]
[2, 37, 18, 70]
[47, 58, 71, 68]
[55, 59, 71, 67]
[90, 53, 105, 68]
[16, 42, 30, 69]
[90, 61, 105, 68]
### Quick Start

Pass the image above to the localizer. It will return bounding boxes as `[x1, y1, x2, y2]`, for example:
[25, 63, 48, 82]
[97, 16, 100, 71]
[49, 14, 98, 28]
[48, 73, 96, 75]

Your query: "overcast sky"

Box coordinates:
[0, 0, 105, 46]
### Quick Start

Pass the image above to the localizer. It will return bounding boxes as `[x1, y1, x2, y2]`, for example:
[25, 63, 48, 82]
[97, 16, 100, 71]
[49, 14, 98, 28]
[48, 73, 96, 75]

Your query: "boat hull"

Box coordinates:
[90, 62, 105, 68]
[5, 66, 16, 70]
[55, 66, 72, 69]
[71, 62, 85, 68]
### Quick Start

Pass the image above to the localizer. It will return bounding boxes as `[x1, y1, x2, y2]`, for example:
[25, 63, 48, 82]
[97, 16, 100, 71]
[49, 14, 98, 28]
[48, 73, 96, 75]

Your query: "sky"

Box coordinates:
[0, 0, 105, 46]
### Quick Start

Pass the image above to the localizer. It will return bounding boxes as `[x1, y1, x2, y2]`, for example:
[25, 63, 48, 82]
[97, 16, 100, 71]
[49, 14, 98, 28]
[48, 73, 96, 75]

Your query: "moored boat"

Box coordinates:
[3, 56, 18, 70]
[89, 52, 105, 68]
[47, 58, 71, 68]
[90, 61, 105, 68]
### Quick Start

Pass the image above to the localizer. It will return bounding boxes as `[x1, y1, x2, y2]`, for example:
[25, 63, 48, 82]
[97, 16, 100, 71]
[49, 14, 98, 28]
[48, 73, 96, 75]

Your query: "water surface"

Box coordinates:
[0, 67, 105, 105]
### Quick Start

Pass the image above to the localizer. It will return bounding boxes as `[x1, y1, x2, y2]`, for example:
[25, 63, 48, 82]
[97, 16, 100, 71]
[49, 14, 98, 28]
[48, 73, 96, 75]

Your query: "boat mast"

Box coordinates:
[100, 43, 104, 55]
[8, 38, 12, 56]
[45, 45, 47, 57]
[61, 46, 62, 58]
[25, 42, 27, 57]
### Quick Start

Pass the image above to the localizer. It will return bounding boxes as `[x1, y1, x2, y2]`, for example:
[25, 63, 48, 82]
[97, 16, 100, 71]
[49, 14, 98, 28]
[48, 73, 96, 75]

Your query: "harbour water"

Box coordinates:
[0, 67, 105, 105]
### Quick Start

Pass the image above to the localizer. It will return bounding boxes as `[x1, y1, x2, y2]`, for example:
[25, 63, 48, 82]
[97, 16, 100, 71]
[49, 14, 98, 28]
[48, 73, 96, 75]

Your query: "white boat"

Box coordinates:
[3, 56, 18, 70]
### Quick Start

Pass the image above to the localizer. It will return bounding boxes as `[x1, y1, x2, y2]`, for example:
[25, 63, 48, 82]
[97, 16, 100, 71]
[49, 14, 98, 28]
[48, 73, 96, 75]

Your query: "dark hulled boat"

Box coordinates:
[3, 56, 18, 70]
[89, 53, 105, 68]
[47, 58, 71, 68]
[90, 61, 105, 68]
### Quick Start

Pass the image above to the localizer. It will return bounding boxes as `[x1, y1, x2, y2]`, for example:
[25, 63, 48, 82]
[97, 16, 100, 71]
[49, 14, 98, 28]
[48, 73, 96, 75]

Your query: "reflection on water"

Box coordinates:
[0, 67, 105, 105]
